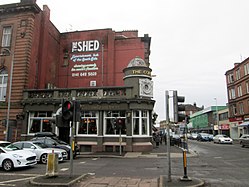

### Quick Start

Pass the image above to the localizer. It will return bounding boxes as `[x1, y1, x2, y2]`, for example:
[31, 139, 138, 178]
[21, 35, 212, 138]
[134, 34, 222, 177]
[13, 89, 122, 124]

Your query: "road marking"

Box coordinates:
[0, 176, 35, 184]
[214, 157, 222, 159]
[60, 168, 69, 171]
[0, 184, 15, 186]
[80, 161, 86, 164]
[92, 158, 98, 161]
[0, 173, 40, 177]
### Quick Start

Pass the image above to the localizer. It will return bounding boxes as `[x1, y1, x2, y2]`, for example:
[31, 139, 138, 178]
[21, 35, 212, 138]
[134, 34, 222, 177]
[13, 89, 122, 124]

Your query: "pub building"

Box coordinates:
[0, 0, 155, 152]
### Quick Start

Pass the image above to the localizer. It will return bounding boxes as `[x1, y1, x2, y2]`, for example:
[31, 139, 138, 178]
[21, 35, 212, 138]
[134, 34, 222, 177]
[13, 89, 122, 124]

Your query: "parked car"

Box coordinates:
[208, 134, 214, 141]
[197, 133, 211, 141]
[0, 146, 37, 171]
[239, 134, 249, 147]
[6, 141, 68, 164]
[0, 141, 11, 147]
[31, 132, 80, 159]
[213, 134, 233, 144]
[171, 134, 181, 146]
[190, 133, 198, 140]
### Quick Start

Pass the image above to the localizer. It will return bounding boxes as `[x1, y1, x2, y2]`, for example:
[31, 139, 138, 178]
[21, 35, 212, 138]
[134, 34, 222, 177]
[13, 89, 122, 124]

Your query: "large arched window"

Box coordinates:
[0, 68, 8, 101]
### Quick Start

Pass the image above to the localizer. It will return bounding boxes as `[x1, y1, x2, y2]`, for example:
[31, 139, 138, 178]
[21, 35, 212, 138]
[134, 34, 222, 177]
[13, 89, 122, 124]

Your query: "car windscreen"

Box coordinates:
[33, 142, 49, 148]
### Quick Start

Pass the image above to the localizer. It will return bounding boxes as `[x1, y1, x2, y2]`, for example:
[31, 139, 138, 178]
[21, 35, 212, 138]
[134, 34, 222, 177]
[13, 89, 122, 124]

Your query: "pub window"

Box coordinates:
[28, 111, 53, 134]
[104, 110, 126, 135]
[1, 26, 12, 47]
[133, 110, 149, 136]
[77, 111, 98, 135]
[0, 69, 8, 101]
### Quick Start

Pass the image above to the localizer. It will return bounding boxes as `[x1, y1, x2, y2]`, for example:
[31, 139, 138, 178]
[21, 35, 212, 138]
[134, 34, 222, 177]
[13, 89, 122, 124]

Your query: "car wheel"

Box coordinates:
[241, 143, 245, 147]
[2, 159, 14, 171]
[40, 153, 48, 164]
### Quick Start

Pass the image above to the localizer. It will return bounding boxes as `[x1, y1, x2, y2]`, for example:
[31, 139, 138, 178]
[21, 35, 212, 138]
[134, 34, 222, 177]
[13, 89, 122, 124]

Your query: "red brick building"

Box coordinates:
[225, 59, 249, 138]
[0, 0, 155, 152]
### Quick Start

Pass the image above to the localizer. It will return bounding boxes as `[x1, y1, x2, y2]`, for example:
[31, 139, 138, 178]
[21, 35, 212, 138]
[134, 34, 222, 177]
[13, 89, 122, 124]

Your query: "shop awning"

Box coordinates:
[239, 121, 249, 127]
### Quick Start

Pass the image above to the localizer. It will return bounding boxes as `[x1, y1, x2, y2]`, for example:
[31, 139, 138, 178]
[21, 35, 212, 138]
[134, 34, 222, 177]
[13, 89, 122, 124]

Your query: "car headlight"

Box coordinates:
[13, 154, 23, 158]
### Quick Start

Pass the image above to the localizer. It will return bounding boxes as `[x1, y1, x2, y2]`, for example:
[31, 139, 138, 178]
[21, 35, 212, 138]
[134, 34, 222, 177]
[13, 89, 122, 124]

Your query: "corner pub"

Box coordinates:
[0, 0, 156, 152]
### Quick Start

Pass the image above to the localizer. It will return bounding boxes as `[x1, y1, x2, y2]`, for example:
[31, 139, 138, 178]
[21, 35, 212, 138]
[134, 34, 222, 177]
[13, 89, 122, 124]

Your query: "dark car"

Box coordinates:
[30, 132, 80, 159]
[197, 133, 211, 141]
[239, 134, 249, 147]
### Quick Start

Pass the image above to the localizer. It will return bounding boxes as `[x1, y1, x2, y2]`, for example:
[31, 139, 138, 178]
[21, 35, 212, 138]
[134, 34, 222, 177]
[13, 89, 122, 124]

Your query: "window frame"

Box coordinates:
[77, 111, 99, 136]
[1, 26, 12, 47]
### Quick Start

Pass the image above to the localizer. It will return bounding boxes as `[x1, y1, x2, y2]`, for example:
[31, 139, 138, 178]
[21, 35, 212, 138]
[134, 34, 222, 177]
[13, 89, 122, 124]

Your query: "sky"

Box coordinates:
[2, 0, 249, 122]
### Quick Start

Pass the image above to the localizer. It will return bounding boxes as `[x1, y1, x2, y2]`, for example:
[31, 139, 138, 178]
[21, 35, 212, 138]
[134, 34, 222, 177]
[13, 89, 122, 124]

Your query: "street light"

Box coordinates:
[214, 98, 219, 134]
[0, 48, 14, 141]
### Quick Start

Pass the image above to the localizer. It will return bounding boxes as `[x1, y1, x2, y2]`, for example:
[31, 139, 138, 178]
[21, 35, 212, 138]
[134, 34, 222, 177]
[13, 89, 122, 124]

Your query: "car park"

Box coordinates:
[239, 134, 249, 147]
[6, 141, 68, 164]
[31, 132, 80, 159]
[0, 146, 37, 171]
[197, 133, 211, 141]
[213, 134, 233, 144]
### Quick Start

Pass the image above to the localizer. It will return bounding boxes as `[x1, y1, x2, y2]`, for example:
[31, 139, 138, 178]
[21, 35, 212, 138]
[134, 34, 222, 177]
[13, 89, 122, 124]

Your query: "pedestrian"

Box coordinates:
[155, 133, 160, 147]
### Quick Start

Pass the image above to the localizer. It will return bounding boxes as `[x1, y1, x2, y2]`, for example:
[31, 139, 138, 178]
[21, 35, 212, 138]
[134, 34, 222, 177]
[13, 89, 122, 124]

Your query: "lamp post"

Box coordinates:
[214, 98, 219, 134]
[0, 48, 14, 141]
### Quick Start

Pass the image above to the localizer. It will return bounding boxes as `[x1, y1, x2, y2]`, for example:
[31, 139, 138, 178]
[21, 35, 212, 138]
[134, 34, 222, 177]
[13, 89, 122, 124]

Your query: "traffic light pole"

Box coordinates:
[69, 99, 76, 178]
[165, 91, 171, 182]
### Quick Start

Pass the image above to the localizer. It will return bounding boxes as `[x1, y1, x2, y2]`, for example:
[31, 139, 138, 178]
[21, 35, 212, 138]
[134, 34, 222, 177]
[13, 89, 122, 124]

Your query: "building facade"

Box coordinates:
[225, 59, 249, 137]
[0, 0, 155, 152]
[190, 106, 227, 135]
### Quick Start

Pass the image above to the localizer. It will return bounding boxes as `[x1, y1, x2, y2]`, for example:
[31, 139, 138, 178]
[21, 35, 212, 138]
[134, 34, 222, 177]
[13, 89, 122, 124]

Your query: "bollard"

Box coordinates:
[180, 149, 192, 181]
[46, 151, 58, 177]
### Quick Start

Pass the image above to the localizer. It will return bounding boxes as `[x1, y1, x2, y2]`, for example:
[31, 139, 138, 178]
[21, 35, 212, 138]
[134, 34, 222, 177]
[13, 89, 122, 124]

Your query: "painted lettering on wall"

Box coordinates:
[72, 40, 100, 52]
[70, 53, 99, 62]
[132, 70, 151, 76]
[70, 40, 101, 78]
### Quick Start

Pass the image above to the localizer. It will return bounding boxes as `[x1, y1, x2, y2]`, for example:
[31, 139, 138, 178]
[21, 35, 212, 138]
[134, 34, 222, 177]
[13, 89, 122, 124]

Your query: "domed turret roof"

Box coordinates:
[127, 56, 147, 67]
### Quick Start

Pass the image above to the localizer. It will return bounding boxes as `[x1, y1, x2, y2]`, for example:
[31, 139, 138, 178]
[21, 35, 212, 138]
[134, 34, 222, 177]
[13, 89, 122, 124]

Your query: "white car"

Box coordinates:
[213, 134, 233, 144]
[0, 147, 37, 171]
[0, 141, 11, 147]
[6, 141, 68, 164]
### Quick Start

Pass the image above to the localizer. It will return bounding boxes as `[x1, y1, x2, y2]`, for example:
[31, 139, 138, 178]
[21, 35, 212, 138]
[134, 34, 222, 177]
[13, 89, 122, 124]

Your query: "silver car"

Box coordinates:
[239, 134, 249, 147]
[6, 141, 68, 164]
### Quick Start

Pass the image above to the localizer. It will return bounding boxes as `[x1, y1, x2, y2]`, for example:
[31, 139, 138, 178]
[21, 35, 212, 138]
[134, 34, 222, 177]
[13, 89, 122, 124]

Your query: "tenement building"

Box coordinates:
[225, 59, 249, 137]
[0, 0, 155, 152]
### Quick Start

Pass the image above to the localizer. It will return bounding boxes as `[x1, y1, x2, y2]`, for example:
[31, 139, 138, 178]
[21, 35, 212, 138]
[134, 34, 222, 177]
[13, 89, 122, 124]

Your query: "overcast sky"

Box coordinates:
[2, 0, 249, 121]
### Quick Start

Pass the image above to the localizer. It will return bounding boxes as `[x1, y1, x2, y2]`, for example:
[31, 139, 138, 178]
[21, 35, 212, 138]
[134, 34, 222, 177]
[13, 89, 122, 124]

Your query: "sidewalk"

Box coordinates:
[28, 144, 204, 187]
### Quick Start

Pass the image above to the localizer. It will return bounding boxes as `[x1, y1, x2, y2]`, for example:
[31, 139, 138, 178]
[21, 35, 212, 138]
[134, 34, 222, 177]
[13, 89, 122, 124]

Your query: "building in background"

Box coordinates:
[225, 58, 249, 138]
[190, 106, 227, 135]
[0, 0, 155, 152]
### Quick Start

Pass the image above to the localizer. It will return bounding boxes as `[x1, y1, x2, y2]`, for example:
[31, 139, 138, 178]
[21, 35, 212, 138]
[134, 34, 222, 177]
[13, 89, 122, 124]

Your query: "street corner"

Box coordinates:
[159, 175, 205, 187]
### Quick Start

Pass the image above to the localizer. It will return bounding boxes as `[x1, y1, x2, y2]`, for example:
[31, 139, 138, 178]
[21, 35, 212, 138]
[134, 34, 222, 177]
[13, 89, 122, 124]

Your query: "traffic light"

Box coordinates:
[62, 100, 74, 121]
[173, 90, 186, 123]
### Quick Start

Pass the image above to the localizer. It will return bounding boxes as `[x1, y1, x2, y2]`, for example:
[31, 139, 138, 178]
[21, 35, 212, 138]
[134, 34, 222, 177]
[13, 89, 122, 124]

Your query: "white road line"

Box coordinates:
[60, 168, 69, 171]
[0, 173, 40, 177]
[0, 176, 35, 184]
[80, 161, 86, 164]
[92, 158, 98, 161]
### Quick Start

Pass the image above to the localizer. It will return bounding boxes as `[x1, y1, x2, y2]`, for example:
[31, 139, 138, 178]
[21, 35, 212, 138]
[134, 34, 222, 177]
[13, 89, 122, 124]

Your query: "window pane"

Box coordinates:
[2, 26, 12, 47]
[133, 118, 139, 135]
[142, 118, 147, 135]
[29, 119, 41, 133]
[78, 111, 98, 135]
[42, 119, 52, 132]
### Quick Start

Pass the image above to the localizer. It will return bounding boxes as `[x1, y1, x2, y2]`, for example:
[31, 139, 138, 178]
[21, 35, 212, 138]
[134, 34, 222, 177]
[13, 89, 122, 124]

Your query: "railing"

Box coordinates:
[23, 87, 133, 102]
